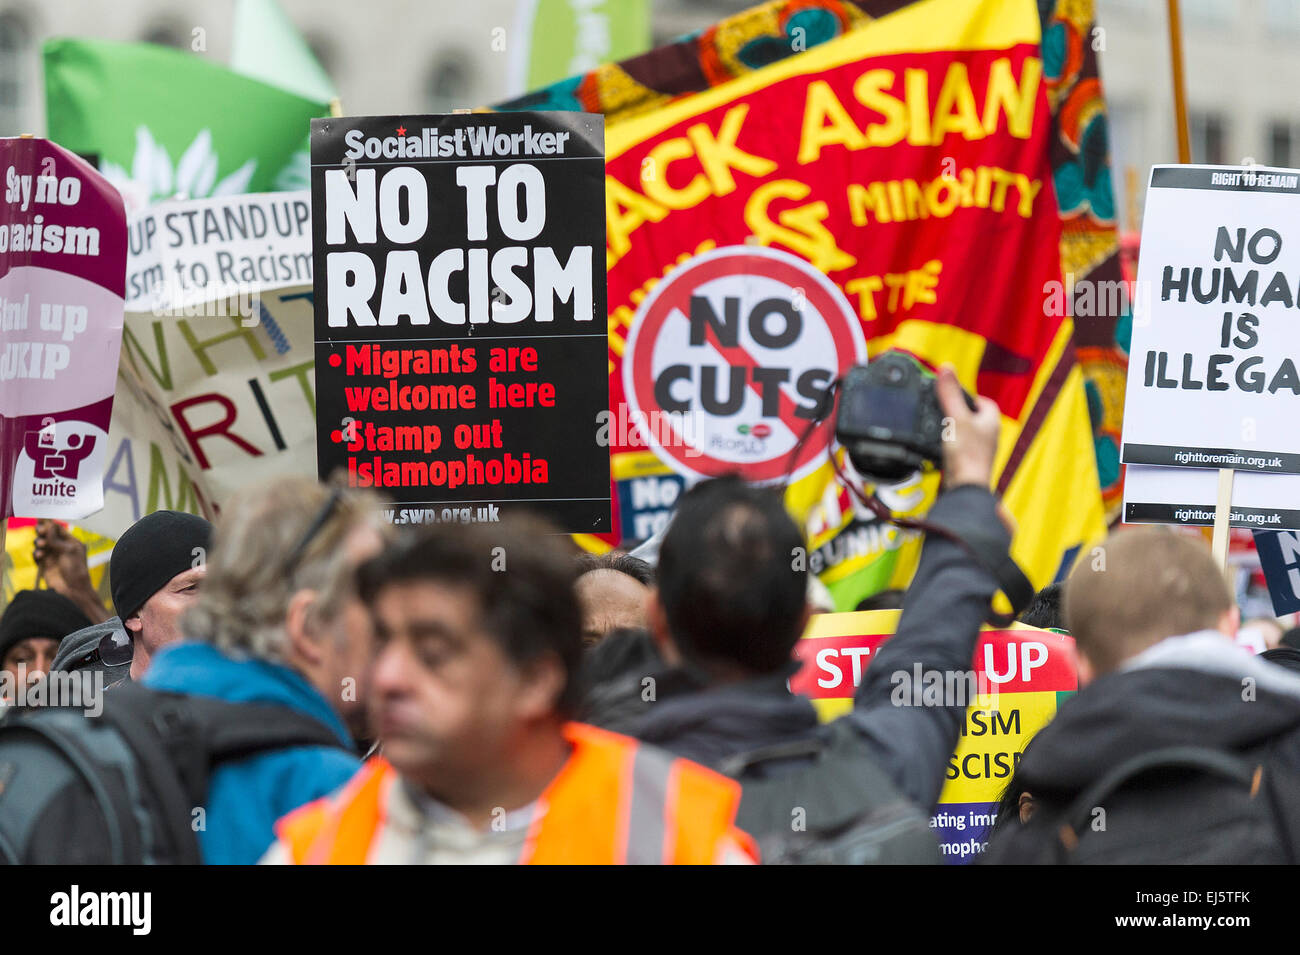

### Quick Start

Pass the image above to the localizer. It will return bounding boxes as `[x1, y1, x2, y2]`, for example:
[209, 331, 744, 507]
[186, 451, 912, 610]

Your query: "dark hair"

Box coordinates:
[357, 514, 583, 715]
[574, 552, 655, 586]
[855, 589, 905, 612]
[657, 475, 807, 674]
[1281, 627, 1300, 652]
[989, 771, 1029, 836]
[1261, 646, 1300, 674]
[578, 626, 661, 691]
[1018, 582, 1064, 631]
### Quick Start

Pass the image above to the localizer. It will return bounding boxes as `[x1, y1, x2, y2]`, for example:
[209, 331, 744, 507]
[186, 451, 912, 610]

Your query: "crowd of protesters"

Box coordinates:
[3, 367, 1300, 864]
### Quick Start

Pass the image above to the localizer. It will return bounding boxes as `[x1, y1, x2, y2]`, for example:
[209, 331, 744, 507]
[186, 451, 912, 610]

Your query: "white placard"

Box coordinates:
[1123, 463, 1300, 531]
[1121, 164, 1300, 474]
[126, 191, 312, 312]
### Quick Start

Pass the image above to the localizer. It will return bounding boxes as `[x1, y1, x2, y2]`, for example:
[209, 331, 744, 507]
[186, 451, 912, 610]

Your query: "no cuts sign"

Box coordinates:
[623, 245, 866, 484]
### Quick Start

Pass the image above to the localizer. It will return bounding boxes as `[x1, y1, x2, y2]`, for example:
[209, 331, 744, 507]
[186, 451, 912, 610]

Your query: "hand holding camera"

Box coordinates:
[934, 366, 1001, 491]
[834, 350, 998, 486]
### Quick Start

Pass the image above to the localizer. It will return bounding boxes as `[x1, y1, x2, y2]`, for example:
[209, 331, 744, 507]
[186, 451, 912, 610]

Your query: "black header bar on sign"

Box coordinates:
[310, 113, 605, 166]
[1121, 442, 1300, 475]
[1125, 501, 1300, 532]
[1149, 165, 1300, 195]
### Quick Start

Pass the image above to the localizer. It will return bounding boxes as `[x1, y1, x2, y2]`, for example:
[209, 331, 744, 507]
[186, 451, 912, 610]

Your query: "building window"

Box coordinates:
[1189, 112, 1226, 165]
[1270, 122, 1293, 168]
[1096, 0, 1149, 15]
[1181, 0, 1231, 25]
[304, 32, 337, 84]
[1265, 0, 1300, 31]
[1106, 103, 1143, 232]
[425, 55, 474, 113]
[0, 12, 29, 135]
[141, 21, 189, 50]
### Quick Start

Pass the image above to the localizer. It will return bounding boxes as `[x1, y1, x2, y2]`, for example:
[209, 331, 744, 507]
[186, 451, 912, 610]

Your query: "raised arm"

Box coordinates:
[842, 368, 1011, 810]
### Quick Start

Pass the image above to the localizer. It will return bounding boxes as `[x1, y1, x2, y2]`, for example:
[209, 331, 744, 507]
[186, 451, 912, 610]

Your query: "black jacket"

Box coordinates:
[583, 484, 1010, 812]
[983, 631, 1300, 863]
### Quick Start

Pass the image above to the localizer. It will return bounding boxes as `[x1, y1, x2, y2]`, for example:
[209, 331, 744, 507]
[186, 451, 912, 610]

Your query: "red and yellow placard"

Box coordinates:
[796, 609, 1077, 861]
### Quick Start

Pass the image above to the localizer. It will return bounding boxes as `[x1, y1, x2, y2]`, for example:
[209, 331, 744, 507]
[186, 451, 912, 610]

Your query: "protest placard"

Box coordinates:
[0, 137, 126, 520]
[78, 193, 317, 541]
[622, 246, 866, 484]
[310, 112, 611, 531]
[1124, 462, 1300, 531]
[1121, 164, 1300, 474]
[125, 191, 312, 312]
[1251, 529, 1300, 616]
[792, 610, 1077, 863]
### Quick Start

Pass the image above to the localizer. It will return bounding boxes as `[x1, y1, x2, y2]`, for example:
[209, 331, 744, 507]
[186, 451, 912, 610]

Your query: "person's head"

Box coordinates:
[1064, 527, 1237, 685]
[182, 478, 386, 739]
[1241, 616, 1285, 650]
[0, 590, 92, 699]
[574, 553, 654, 647]
[358, 514, 582, 801]
[110, 510, 213, 679]
[1018, 582, 1065, 631]
[855, 589, 906, 613]
[653, 475, 809, 679]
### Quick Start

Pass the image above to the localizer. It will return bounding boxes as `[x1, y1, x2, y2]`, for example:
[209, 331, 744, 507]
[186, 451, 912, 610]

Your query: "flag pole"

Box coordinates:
[1169, 0, 1233, 581]
[1167, 0, 1191, 165]
[0, 521, 8, 614]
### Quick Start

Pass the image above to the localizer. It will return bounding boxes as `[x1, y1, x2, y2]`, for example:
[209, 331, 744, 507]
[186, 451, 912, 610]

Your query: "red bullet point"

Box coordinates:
[328, 353, 342, 367]
[330, 430, 342, 442]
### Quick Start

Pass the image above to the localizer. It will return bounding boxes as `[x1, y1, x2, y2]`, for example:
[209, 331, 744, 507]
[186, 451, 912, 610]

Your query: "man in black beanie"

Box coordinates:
[0, 589, 93, 702]
[107, 510, 213, 680]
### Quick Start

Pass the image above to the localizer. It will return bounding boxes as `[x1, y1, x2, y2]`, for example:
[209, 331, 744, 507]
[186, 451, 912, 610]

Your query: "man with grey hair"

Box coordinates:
[140, 476, 388, 864]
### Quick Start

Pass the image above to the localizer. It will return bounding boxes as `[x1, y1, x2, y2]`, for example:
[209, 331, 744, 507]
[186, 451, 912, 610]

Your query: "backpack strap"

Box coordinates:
[1257, 737, 1299, 865]
[180, 695, 348, 764]
[1054, 746, 1262, 862]
[101, 683, 351, 864]
[0, 717, 137, 864]
[722, 721, 919, 836]
[99, 684, 209, 864]
[716, 738, 826, 777]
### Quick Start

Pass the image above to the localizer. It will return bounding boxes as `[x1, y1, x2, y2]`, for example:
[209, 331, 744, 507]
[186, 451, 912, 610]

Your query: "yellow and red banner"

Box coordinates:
[796, 609, 1078, 861]
[589, 0, 1106, 606]
[2, 517, 114, 608]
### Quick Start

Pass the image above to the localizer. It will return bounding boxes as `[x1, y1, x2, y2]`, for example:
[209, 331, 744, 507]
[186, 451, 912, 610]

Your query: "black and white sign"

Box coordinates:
[310, 112, 611, 531]
[1123, 462, 1300, 531]
[1121, 164, 1300, 474]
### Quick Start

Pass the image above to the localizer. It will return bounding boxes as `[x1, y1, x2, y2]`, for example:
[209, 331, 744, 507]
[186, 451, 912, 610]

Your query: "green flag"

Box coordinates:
[231, 0, 337, 105]
[44, 37, 328, 211]
[507, 0, 650, 97]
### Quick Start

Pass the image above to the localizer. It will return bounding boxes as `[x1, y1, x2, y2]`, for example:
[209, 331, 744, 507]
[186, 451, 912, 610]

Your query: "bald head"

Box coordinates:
[1065, 527, 1236, 680]
[576, 569, 651, 647]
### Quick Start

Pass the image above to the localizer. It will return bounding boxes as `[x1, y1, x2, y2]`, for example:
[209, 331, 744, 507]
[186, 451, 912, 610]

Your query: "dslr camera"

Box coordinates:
[834, 351, 966, 482]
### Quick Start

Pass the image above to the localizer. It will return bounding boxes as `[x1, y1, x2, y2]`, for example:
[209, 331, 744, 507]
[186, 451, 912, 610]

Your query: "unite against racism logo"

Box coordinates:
[11, 418, 108, 513]
[622, 245, 867, 484]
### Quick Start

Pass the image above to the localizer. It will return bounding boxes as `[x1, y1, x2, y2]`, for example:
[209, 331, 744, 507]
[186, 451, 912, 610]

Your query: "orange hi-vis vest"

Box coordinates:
[275, 722, 757, 864]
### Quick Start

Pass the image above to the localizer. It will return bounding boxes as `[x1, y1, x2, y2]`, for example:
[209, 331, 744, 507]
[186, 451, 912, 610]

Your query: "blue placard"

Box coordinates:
[1252, 529, 1300, 616]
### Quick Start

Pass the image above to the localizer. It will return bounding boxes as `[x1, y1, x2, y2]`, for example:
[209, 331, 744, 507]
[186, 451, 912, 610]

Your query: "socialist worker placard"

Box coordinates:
[310, 113, 611, 531]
